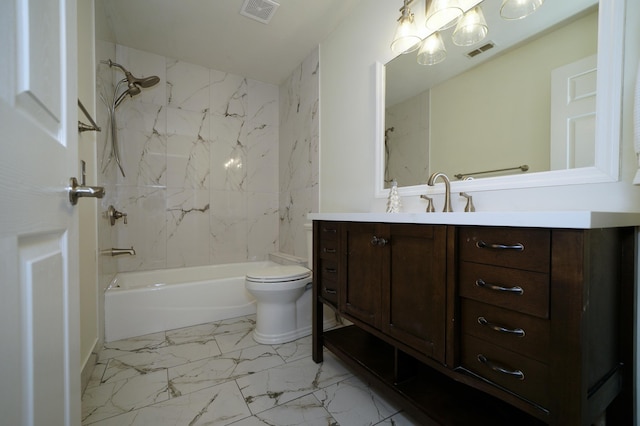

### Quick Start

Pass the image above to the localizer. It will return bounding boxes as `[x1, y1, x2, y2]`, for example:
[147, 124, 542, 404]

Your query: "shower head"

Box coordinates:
[103, 59, 160, 91]
[134, 75, 160, 88]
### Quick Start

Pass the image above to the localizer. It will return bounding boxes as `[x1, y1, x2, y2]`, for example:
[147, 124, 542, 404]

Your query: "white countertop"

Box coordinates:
[308, 211, 640, 229]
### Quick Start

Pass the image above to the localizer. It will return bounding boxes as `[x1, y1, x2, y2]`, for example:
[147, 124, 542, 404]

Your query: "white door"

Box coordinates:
[550, 55, 597, 170]
[0, 0, 81, 425]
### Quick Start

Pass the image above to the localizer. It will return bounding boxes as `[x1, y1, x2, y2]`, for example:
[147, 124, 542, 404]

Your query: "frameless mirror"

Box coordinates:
[376, 0, 623, 196]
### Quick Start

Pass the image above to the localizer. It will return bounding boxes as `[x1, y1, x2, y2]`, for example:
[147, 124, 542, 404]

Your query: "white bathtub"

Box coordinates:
[104, 261, 274, 342]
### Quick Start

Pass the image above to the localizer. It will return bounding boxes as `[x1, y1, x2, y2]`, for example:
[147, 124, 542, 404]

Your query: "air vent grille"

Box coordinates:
[467, 42, 495, 58]
[240, 0, 280, 24]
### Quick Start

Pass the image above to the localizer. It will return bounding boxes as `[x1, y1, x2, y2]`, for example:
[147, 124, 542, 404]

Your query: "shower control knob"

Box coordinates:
[107, 205, 128, 226]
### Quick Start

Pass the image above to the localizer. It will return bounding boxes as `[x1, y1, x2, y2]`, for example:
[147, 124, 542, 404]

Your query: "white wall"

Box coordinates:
[319, 1, 640, 214]
[78, 0, 99, 391]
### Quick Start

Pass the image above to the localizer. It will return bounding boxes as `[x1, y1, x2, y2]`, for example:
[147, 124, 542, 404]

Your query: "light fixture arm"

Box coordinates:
[398, 0, 415, 21]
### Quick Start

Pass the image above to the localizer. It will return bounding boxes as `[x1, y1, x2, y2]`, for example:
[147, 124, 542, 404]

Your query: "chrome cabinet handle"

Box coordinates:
[324, 268, 337, 274]
[477, 316, 525, 337]
[323, 247, 336, 254]
[323, 287, 337, 295]
[475, 278, 524, 295]
[477, 354, 525, 380]
[371, 236, 388, 246]
[476, 240, 524, 251]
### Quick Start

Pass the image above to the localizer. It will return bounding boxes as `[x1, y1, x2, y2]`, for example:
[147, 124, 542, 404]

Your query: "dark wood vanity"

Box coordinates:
[311, 218, 635, 425]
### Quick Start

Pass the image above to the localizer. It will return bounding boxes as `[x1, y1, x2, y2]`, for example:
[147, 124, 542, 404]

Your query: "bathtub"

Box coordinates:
[105, 261, 273, 342]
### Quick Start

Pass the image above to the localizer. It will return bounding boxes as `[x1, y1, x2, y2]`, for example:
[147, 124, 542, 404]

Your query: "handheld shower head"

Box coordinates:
[133, 75, 161, 88]
[103, 59, 160, 93]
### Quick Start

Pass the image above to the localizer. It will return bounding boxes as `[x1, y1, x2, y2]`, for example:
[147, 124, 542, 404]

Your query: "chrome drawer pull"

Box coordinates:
[477, 317, 525, 337]
[477, 354, 525, 380]
[476, 241, 524, 251]
[322, 227, 337, 233]
[323, 247, 336, 253]
[323, 287, 337, 295]
[476, 278, 524, 295]
[324, 268, 337, 274]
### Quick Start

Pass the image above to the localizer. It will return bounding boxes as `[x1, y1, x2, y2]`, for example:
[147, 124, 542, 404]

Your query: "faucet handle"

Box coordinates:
[460, 192, 475, 212]
[420, 195, 435, 212]
[107, 205, 128, 226]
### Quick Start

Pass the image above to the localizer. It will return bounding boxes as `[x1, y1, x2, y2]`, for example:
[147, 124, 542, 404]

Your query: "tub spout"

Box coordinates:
[101, 247, 136, 256]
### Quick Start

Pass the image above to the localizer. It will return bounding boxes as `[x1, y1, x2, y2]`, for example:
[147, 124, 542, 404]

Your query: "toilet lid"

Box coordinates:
[246, 265, 311, 282]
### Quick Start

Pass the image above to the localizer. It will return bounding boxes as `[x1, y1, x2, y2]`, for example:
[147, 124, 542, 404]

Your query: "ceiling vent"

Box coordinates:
[240, 0, 280, 24]
[466, 42, 495, 58]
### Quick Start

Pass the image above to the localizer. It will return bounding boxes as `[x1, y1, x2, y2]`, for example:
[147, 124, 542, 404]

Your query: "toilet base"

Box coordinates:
[252, 316, 336, 344]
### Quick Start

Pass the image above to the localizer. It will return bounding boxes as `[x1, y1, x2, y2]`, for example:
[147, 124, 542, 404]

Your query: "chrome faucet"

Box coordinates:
[427, 172, 453, 212]
[101, 247, 136, 256]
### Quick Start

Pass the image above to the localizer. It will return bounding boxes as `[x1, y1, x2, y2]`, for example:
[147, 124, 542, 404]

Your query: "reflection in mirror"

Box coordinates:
[383, 0, 598, 189]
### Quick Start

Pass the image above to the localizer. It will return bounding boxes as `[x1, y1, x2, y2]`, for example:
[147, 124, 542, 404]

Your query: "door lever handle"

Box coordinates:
[68, 177, 105, 205]
[68, 160, 105, 205]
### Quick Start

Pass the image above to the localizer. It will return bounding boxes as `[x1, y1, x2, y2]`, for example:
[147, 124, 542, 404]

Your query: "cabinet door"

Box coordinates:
[341, 222, 384, 328]
[383, 224, 447, 363]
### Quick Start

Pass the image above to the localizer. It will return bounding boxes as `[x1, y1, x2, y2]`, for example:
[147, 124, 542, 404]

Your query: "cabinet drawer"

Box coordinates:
[318, 239, 339, 260]
[461, 299, 549, 362]
[459, 227, 550, 273]
[318, 222, 340, 241]
[459, 262, 549, 319]
[318, 259, 339, 305]
[461, 334, 549, 409]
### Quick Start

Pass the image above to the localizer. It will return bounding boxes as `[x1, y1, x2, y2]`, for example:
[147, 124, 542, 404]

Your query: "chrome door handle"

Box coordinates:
[68, 160, 105, 205]
[68, 177, 105, 205]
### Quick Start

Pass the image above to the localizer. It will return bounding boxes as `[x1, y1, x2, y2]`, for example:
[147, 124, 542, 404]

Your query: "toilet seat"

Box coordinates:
[246, 265, 310, 283]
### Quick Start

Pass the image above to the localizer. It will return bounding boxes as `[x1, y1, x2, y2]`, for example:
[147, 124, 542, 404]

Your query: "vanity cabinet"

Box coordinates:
[341, 222, 384, 328]
[312, 219, 633, 425]
[315, 221, 449, 362]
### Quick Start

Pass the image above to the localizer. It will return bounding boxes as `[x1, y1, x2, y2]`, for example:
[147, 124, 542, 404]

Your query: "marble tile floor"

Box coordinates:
[82, 314, 421, 426]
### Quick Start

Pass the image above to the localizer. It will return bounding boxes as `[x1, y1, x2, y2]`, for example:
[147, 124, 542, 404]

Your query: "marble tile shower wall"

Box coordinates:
[278, 48, 319, 258]
[97, 45, 281, 272]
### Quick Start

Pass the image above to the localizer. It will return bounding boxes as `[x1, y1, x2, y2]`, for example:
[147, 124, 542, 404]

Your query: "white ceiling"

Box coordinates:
[98, 0, 362, 86]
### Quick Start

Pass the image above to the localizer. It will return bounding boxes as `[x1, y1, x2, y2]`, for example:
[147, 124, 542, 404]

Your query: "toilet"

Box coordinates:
[245, 223, 336, 344]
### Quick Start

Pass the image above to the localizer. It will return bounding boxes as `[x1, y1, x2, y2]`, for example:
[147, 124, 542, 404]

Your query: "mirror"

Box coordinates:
[376, 0, 623, 196]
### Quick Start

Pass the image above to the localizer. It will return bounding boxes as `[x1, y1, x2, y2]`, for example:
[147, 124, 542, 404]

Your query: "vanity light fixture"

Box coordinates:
[417, 32, 447, 65]
[500, 0, 545, 20]
[426, 0, 463, 31]
[391, 0, 422, 54]
[452, 6, 488, 46]
[391, 0, 545, 65]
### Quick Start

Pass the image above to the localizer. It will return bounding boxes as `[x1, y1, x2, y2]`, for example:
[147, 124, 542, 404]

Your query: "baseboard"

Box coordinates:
[81, 338, 100, 396]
